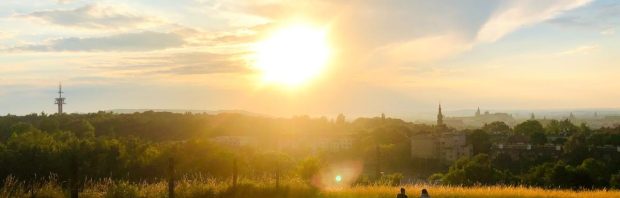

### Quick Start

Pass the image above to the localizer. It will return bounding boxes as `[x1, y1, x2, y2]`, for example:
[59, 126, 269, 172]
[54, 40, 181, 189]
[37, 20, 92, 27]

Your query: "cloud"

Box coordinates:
[0, 32, 15, 40]
[12, 31, 184, 52]
[557, 44, 599, 56]
[477, 0, 593, 43]
[548, 1, 620, 35]
[600, 28, 615, 35]
[20, 4, 163, 29]
[376, 34, 472, 65]
[156, 53, 250, 75]
[79, 52, 250, 77]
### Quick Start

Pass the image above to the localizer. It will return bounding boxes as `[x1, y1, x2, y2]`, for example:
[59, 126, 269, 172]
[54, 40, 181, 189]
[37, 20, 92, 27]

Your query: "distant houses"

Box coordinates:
[410, 132, 472, 163]
[410, 105, 473, 163]
[410, 105, 620, 164]
[210, 105, 620, 166]
[444, 111, 516, 129]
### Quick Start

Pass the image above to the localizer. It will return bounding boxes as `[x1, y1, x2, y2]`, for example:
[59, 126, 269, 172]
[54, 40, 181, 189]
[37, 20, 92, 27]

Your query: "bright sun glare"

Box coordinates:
[253, 25, 330, 86]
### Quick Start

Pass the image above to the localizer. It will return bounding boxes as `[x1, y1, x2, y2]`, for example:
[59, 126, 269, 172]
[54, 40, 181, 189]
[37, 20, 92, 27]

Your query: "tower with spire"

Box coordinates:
[54, 83, 66, 114]
[437, 103, 444, 127]
[475, 107, 481, 117]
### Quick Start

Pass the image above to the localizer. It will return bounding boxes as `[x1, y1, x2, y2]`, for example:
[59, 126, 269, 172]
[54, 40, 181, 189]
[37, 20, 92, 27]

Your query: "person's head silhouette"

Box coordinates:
[400, 188, 406, 194]
[422, 188, 428, 195]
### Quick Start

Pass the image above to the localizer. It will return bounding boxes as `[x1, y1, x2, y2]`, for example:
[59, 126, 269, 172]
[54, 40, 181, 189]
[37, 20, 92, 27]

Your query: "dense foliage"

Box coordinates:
[0, 111, 427, 186]
[438, 120, 620, 189]
[0, 111, 619, 191]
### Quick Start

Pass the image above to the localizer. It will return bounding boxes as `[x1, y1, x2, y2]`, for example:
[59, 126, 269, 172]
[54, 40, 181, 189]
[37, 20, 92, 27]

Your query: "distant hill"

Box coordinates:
[106, 109, 270, 117]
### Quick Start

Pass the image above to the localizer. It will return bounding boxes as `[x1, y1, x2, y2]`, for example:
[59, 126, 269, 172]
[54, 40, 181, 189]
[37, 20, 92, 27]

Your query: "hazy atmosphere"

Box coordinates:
[2, 0, 620, 117]
[3, 1, 620, 198]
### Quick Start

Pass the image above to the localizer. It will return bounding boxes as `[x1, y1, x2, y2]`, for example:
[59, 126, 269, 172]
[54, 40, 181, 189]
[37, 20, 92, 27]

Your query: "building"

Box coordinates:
[410, 105, 472, 163]
[438, 132, 472, 162]
[437, 104, 445, 127]
[443, 108, 516, 129]
[492, 143, 562, 160]
[274, 134, 354, 152]
[312, 136, 353, 152]
[410, 133, 439, 159]
[210, 136, 256, 147]
[410, 132, 472, 163]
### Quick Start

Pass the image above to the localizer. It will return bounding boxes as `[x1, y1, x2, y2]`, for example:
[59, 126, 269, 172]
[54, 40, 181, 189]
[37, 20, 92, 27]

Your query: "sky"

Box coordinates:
[1, 0, 619, 119]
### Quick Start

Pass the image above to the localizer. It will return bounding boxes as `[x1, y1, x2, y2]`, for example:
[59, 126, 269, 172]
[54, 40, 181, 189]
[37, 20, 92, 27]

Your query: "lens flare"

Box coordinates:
[335, 175, 342, 182]
[311, 160, 363, 189]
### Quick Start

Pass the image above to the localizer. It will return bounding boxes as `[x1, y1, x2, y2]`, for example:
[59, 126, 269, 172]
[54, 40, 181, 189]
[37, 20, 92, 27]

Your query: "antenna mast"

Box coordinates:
[54, 83, 66, 114]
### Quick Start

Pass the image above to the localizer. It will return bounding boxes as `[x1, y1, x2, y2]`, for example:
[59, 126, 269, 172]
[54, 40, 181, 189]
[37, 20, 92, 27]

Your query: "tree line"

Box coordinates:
[435, 119, 620, 189]
[1, 111, 619, 189]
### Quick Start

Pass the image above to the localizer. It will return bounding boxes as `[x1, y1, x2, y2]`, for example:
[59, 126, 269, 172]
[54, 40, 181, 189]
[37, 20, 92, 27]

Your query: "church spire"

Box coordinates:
[437, 103, 444, 127]
[475, 107, 481, 117]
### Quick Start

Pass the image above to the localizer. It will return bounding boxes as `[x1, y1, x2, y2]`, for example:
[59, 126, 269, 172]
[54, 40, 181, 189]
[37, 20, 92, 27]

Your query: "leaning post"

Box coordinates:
[168, 157, 175, 198]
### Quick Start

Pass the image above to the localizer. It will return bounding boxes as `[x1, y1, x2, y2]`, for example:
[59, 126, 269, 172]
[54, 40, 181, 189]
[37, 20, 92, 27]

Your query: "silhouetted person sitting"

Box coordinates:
[397, 188, 408, 198]
[421, 189, 431, 198]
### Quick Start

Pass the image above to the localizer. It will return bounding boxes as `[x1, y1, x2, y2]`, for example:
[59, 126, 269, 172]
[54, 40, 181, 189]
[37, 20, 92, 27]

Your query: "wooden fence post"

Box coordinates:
[275, 158, 281, 191]
[70, 154, 78, 198]
[232, 158, 238, 188]
[168, 157, 175, 198]
[375, 144, 381, 180]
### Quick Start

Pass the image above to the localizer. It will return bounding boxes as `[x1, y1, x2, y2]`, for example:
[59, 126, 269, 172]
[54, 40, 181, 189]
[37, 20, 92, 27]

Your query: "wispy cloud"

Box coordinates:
[548, 1, 620, 35]
[10, 31, 184, 52]
[557, 44, 599, 56]
[0, 32, 15, 40]
[376, 34, 472, 65]
[19, 4, 164, 29]
[88, 52, 250, 75]
[477, 0, 593, 43]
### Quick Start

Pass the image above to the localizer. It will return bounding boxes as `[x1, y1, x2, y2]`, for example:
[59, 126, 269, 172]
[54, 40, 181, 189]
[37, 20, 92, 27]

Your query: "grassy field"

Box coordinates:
[322, 185, 620, 198]
[2, 177, 620, 198]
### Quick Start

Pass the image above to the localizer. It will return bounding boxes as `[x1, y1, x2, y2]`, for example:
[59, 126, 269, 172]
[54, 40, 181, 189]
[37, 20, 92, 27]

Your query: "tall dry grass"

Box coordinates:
[2, 177, 620, 198]
[322, 184, 620, 198]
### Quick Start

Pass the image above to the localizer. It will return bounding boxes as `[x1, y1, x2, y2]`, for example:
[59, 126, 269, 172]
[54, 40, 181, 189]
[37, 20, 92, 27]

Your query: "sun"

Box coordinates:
[252, 24, 331, 86]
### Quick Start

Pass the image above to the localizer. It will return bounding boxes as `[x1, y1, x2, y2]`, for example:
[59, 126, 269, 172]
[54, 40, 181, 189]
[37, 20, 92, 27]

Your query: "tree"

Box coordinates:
[39, 118, 60, 133]
[514, 120, 544, 136]
[611, 173, 620, 189]
[578, 158, 608, 187]
[564, 132, 588, 164]
[548, 161, 572, 188]
[336, 114, 346, 125]
[482, 121, 510, 134]
[546, 119, 579, 136]
[529, 131, 547, 145]
[441, 154, 505, 185]
[522, 162, 553, 187]
[558, 119, 579, 136]
[66, 120, 95, 138]
[545, 120, 561, 135]
[297, 157, 322, 182]
[468, 129, 491, 154]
